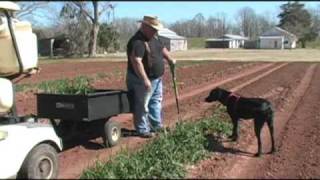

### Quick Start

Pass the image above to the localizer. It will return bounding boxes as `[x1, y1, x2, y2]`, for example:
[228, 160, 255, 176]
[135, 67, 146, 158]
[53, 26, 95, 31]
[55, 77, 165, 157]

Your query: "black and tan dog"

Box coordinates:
[205, 87, 275, 157]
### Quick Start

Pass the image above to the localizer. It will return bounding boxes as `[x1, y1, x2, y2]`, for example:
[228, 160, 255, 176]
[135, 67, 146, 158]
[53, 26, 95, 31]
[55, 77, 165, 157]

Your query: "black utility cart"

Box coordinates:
[37, 89, 130, 147]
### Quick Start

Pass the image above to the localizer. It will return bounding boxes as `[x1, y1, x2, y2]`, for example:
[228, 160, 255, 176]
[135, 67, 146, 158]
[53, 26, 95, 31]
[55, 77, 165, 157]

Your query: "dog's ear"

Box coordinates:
[206, 88, 220, 101]
[216, 89, 223, 99]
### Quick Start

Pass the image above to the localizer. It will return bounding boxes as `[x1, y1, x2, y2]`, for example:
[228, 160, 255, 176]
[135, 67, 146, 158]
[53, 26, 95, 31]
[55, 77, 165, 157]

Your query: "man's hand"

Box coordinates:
[168, 58, 176, 69]
[144, 79, 152, 91]
[162, 47, 176, 68]
[131, 55, 152, 91]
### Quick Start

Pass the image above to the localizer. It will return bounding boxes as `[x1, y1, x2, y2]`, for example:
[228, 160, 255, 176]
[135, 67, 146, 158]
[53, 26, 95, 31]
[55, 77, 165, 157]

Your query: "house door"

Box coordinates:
[274, 41, 278, 48]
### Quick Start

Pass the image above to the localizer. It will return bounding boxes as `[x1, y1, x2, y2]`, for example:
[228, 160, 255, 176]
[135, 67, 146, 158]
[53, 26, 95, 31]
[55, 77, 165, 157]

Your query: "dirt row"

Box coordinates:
[13, 61, 266, 178]
[15, 61, 260, 115]
[187, 63, 320, 178]
[56, 62, 291, 178]
[13, 61, 320, 178]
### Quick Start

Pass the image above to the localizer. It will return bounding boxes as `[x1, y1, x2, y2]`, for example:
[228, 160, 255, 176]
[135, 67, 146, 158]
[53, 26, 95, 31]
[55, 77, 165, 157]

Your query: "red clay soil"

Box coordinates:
[11, 60, 320, 179]
[187, 63, 320, 179]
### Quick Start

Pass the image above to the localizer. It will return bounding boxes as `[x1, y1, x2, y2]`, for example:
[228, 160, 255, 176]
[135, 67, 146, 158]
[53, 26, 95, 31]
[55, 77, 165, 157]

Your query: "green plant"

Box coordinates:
[98, 23, 120, 53]
[15, 69, 126, 93]
[81, 106, 232, 179]
[38, 76, 95, 94]
[15, 84, 35, 92]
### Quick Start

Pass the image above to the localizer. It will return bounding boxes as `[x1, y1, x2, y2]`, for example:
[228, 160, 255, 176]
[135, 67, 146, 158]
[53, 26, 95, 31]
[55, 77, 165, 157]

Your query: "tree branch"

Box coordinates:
[16, 2, 48, 18]
[98, 2, 114, 17]
[73, 2, 94, 22]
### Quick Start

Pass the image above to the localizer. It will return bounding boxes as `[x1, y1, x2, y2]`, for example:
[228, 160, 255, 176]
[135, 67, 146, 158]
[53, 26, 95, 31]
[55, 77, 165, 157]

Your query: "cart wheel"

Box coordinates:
[18, 143, 58, 179]
[103, 120, 121, 147]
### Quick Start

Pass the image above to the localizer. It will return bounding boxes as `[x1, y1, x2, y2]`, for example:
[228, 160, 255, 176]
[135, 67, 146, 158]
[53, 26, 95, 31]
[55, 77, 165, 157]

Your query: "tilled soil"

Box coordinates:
[11, 60, 320, 179]
[187, 63, 320, 179]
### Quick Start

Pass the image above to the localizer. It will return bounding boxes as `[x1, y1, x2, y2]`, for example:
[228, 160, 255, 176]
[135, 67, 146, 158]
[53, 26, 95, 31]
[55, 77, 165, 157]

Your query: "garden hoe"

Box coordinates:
[169, 63, 181, 123]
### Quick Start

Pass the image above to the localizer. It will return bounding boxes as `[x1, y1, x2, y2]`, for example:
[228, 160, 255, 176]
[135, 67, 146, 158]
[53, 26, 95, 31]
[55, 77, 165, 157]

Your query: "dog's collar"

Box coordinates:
[225, 92, 240, 108]
[226, 92, 240, 103]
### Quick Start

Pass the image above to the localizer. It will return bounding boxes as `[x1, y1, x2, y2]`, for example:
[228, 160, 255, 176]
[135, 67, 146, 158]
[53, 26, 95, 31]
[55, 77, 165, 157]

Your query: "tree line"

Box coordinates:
[15, 1, 320, 57]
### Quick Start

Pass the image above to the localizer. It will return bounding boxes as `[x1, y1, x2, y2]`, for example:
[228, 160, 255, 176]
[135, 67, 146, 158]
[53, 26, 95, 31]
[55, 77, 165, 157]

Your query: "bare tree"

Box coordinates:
[61, 1, 114, 57]
[113, 17, 138, 38]
[205, 16, 219, 37]
[235, 7, 257, 39]
[15, 2, 49, 18]
[254, 13, 276, 38]
[193, 13, 206, 37]
[170, 19, 193, 37]
[14, 1, 59, 27]
[216, 12, 228, 37]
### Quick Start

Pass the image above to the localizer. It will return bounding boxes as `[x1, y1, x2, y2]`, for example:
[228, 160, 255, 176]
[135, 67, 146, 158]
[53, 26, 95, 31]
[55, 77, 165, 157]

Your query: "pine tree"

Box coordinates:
[278, 1, 317, 48]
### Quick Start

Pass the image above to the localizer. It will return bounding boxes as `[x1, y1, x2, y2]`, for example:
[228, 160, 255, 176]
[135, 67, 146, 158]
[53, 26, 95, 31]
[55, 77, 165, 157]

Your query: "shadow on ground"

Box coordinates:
[205, 134, 255, 157]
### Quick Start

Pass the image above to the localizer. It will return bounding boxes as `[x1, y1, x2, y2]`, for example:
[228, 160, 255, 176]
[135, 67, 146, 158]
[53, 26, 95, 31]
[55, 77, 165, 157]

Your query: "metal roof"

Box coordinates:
[220, 34, 249, 40]
[206, 34, 248, 41]
[158, 28, 186, 40]
[261, 27, 297, 40]
[205, 38, 232, 41]
[259, 36, 284, 39]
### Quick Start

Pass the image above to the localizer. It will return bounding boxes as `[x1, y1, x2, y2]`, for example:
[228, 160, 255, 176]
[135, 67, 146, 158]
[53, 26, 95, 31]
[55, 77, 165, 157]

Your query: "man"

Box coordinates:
[126, 15, 176, 138]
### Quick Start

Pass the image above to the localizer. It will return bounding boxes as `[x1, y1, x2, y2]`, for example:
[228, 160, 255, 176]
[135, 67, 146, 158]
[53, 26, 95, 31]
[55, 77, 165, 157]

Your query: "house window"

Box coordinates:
[274, 41, 278, 48]
[284, 40, 288, 44]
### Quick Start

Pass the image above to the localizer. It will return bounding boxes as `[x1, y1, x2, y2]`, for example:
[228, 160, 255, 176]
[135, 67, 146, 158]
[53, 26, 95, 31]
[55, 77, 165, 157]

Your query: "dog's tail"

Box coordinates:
[263, 101, 274, 122]
[265, 107, 274, 122]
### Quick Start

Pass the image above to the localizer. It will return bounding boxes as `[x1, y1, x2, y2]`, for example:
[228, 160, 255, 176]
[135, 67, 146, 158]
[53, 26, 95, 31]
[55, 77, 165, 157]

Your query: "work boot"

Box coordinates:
[151, 126, 169, 133]
[137, 132, 155, 138]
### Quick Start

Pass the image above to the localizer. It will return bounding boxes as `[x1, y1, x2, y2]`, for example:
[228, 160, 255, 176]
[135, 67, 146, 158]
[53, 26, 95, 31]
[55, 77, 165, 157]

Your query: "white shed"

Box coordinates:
[157, 28, 187, 52]
[220, 34, 249, 48]
[259, 27, 297, 49]
[259, 36, 284, 49]
[205, 34, 248, 48]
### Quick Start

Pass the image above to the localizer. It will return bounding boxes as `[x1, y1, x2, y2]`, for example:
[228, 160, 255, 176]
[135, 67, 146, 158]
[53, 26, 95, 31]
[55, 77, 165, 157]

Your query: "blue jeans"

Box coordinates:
[126, 71, 163, 134]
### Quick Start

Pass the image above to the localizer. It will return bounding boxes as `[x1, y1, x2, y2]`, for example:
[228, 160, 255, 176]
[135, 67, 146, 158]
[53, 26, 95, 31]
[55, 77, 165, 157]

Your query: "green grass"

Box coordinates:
[305, 39, 320, 49]
[187, 37, 206, 49]
[81, 106, 232, 179]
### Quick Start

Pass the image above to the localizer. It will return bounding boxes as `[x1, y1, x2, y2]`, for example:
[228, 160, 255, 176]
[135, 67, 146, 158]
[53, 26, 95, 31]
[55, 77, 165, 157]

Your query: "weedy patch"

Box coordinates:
[38, 76, 95, 94]
[81, 106, 232, 179]
[96, 72, 110, 79]
[15, 70, 124, 93]
[15, 75, 95, 94]
[15, 84, 34, 92]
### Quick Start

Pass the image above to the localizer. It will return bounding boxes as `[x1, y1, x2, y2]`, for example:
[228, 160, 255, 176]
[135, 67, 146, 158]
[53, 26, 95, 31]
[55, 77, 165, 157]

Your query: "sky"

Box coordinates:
[26, 1, 320, 27]
[113, 1, 320, 24]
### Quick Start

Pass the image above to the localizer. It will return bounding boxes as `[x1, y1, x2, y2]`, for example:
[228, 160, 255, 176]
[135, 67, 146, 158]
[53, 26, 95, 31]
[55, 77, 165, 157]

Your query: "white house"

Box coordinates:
[157, 28, 187, 52]
[259, 27, 297, 49]
[205, 34, 248, 48]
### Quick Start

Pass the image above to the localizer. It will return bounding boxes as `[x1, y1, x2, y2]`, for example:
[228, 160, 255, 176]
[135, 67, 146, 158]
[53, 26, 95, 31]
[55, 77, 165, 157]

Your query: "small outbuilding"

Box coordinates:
[259, 27, 297, 49]
[157, 28, 187, 52]
[38, 34, 71, 57]
[205, 34, 248, 48]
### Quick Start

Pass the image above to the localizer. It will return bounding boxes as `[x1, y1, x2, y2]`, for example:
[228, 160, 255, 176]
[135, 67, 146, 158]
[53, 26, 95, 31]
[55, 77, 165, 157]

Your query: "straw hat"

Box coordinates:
[138, 15, 163, 31]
